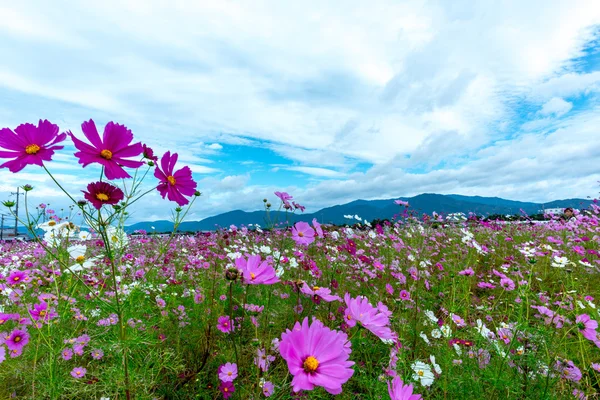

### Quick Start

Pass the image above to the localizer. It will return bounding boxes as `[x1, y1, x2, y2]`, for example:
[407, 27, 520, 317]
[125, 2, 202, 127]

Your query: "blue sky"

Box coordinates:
[1, 1, 600, 223]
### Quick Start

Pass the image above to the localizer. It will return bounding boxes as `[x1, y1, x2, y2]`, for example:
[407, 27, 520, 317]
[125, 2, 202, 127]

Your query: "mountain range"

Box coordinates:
[124, 193, 593, 233]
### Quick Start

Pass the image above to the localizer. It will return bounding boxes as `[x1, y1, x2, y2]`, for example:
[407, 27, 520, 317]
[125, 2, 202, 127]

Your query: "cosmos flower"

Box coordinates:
[218, 362, 238, 382]
[300, 283, 341, 303]
[5, 329, 29, 352]
[219, 381, 235, 399]
[70, 119, 144, 180]
[279, 317, 354, 395]
[82, 181, 124, 210]
[291, 221, 315, 246]
[154, 151, 197, 206]
[70, 367, 87, 379]
[312, 218, 323, 237]
[235, 255, 280, 285]
[411, 361, 435, 387]
[7, 270, 27, 286]
[0, 119, 67, 173]
[388, 376, 422, 400]
[344, 294, 397, 340]
[29, 302, 57, 323]
[575, 314, 598, 342]
[262, 380, 275, 397]
[254, 348, 276, 372]
[217, 316, 234, 334]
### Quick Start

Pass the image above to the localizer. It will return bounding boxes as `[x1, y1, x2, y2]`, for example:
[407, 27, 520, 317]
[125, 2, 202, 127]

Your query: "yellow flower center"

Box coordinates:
[250, 272, 256, 280]
[167, 175, 176, 186]
[100, 149, 113, 160]
[25, 144, 40, 154]
[96, 192, 109, 201]
[227, 372, 232, 376]
[48, 220, 56, 226]
[76, 371, 81, 375]
[40, 310, 47, 317]
[76, 255, 85, 264]
[313, 286, 320, 291]
[15, 336, 21, 342]
[0, 319, 4, 324]
[224, 388, 228, 392]
[346, 314, 352, 320]
[418, 370, 424, 376]
[13, 276, 20, 282]
[298, 231, 304, 237]
[303, 356, 319, 372]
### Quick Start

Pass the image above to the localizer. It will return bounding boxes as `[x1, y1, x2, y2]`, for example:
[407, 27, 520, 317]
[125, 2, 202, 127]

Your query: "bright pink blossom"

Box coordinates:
[154, 151, 197, 206]
[235, 255, 280, 285]
[388, 376, 422, 400]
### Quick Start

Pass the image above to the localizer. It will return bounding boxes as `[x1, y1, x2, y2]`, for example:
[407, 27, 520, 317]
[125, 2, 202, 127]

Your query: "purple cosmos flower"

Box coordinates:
[70, 367, 87, 379]
[235, 255, 280, 285]
[29, 302, 57, 322]
[344, 294, 396, 340]
[312, 218, 323, 237]
[0, 346, 5, 364]
[5, 329, 29, 352]
[154, 151, 197, 206]
[262, 380, 274, 397]
[7, 270, 27, 286]
[0, 120, 66, 173]
[555, 360, 582, 382]
[300, 283, 341, 302]
[399, 290, 411, 301]
[219, 381, 235, 399]
[217, 316, 234, 334]
[499, 277, 515, 291]
[62, 348, 73, 360]
[291, 221, 315, 246]
[279, 317, 354, 395]
[394, 200, 409, 207]
[274, 191, 293, 206]
[388, 376, 422, 400]
[575, 314, 598, 342]
[254, 348, 275, 372]
[70, 120, 143, 180]
[82, 181, 125, 210]
[218, 362, 238, 382]
[91, 348, 104, 360]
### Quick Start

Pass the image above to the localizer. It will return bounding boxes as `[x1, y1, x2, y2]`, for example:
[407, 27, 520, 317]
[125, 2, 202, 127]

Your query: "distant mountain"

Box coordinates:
[123, 193, 594, 233]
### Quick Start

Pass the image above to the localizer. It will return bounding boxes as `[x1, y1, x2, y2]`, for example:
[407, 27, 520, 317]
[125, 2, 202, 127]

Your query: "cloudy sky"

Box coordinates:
[1, 0, 600, 223]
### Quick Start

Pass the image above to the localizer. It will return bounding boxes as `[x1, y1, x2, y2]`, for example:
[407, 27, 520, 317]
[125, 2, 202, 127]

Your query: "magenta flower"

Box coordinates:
[274, 191, 293, 207]
[235, 255, 280, 285]
[0, 119, 66, 173]
[388, 376, 422, 400]
[82, 181, 125, 210]
[576, 314, 598, 341]
[217, 316, 234, 334]
[61, 348, 73, 360]
[312, 218, 323, 237]
[154, 151, 197, 206]
[29, 302, 57, 322]
[0, 346, 5, 364]
[344, 294, 397, 340]
[70, 367, 87, 379]
[279, 317, 354, 394]
[262, 380, 274, 397]
[394, 200, 409, 207]
[7, 270, 27, 286]
[218, 362, 238, 382]
[5, 329, 29, 352]
[70, 120, 143, 180]
[300, 283, 341, 303]
[219, 381, 235, 399]
[291, 221, 315, 246]
[399, 290, 411, 301]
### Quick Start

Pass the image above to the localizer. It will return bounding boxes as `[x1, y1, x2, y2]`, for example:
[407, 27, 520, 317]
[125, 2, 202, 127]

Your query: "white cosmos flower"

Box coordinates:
[419, 332, 430, 345]
[66, 245, 98, 273]
[430, 355, 442, 375]
[411, 361, 435, 386]
[431, 329, 442, 339]
[106, 227, 129, 249]
[78, 231, 93, 240]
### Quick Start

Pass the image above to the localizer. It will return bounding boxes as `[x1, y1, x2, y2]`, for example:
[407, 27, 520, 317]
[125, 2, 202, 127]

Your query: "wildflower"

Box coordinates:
[499, 277, 515, 291]
[82, 181, 125, 210]
[399, 290, 411, 301]
[0, 119, 67, 172]
[0, 346, 5, 364]
[5, 329, 29, 352]
[411, 361, 435, 386]
[254, 348, 275, 372]
[300, 283, 341, 302]
[62, 348, 73, 360]
[262, 380, 275, 397]
[154, 151, 197, 206]
[70, 119, 143, 180]
[70, 367, 87, 379]
[312, 218, 324, 237]
[395, 200, 409, 207]
[218, 381, 235, 399]
[388, 376, 422, 399]
[451, 314, 466, 328]
[7, 270, 27, 286]
[218, 362, 238, 382]
[217, 316, 234, 334]
[344, 294, 396, 340]
[458, 267, 474, 276]
[291, 221, 315, 246]
[91, 348, 104, 360]
[29, 302, 57, 322]
[575, 314, 598, 341]
[274, 191, 293, 207]
[555, 360, 582, 382]
[279, 317, 354, 394]
[235, 255, 280, 285]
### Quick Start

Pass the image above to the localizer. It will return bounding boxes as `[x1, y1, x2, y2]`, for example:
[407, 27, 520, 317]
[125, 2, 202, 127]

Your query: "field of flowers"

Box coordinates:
[0, 119, 599, 399]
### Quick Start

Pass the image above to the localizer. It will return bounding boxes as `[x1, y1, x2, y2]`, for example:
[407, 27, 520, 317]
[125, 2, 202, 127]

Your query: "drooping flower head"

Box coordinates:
[344, 294, 397, 340]
[154, 151, 197, 206]
[291, 221, 315, 246]
[235, 255, 280, 285]
[0, 120, 66, 173]
[82, 181, 125, 210]
[300, 283, 341, 303]
[279, 317, 354, 395]
[70, 119, 144, 180]
[388, 376, 422, 400]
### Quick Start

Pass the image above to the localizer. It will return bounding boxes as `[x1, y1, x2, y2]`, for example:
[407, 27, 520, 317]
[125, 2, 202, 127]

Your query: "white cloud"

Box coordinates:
[540, 97, 573, 116]
[286, 166, 344, 178]
[207, 143, 223, 150]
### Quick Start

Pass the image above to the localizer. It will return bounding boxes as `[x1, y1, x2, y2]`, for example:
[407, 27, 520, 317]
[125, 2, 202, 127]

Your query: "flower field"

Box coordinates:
[0, 120, 599, 399]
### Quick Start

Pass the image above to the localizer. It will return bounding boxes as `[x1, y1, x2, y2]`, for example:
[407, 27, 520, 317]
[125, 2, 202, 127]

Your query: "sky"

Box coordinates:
[1, 0, 600, 223]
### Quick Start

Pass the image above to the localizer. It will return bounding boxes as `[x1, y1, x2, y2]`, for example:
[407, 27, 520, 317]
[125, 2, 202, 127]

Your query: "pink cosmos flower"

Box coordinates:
[262, 380, 275, 397]
[0, 120, 67, 173]
[394, 200, 409, 207]
[7, 270, 27, 286]
[5, 329, 29, 352]
[344, 294, 397, 340]
[82, 181, 125, 210]
[70, 120, 143, 180]
[312, 218, 323, 237]
[279, 317, 354, 394]
[254, 348, 276, 372]
[70, 367, 87, 379]
[219, 381, 235, 399]
[388, 376, 422, 400]
[291, 221, 315, 246]
[62, 348, 73, 360]
[451, 314, 466, 328]
[154, 151, 197, 206]
[274, 191, 293, 207]
[399, 290, 411, 301]
[576, 314, 598, 341]
[218, 362, 238, 382]
[0, 346, 5, 364]
[29, 302, 57, 322]
[235, 255, 280, 285]
[300, 283, 341, 303]
[217, 316, 234, 334]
